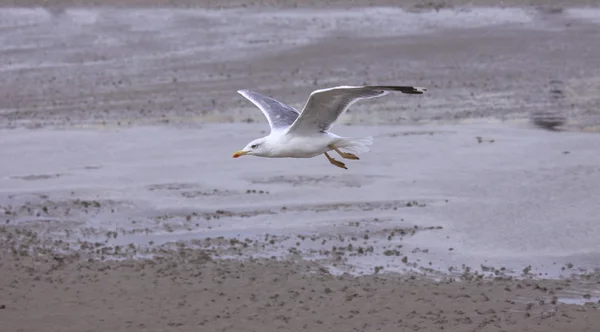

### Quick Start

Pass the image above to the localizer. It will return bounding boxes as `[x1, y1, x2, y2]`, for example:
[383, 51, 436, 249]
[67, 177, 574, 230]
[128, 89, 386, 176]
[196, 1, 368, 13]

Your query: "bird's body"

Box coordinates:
[250, 131, 368, 158]
[261, 132, 340, 158]
[233, 85, 426, 169]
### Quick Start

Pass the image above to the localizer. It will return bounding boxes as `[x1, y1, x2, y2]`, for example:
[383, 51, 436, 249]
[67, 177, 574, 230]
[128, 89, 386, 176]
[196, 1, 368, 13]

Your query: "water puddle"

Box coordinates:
[558, 296, 600, 306]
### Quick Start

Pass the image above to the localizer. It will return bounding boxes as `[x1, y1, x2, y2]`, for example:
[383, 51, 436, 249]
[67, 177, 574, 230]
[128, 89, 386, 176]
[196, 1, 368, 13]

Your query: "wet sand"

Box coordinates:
[1, 1, 600, 332]
[1, 251, 599, 332]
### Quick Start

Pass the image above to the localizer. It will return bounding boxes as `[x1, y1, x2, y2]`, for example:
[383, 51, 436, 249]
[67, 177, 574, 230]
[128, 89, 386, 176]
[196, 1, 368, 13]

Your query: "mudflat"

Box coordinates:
[1, 1, 600, 332]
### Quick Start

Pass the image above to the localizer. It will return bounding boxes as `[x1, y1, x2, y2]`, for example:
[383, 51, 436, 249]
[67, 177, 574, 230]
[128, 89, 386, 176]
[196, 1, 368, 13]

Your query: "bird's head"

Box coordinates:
[232, 137, 270, 158]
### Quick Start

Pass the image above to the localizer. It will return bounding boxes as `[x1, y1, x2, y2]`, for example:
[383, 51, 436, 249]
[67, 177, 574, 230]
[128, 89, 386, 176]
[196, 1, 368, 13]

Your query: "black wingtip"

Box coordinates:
[372, 86, 427, 95]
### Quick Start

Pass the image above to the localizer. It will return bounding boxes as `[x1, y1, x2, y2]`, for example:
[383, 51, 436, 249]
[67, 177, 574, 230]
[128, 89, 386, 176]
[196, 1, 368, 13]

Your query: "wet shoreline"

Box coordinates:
[1, 6, 599, 131]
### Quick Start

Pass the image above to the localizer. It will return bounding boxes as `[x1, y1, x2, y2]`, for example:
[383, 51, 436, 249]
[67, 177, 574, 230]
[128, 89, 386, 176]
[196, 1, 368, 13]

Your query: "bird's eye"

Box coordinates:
[251, 144, 258, 149]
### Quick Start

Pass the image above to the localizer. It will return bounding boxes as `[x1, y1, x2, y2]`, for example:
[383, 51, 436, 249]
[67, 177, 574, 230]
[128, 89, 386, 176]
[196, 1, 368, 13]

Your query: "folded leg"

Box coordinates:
[329, 145, 360, 160]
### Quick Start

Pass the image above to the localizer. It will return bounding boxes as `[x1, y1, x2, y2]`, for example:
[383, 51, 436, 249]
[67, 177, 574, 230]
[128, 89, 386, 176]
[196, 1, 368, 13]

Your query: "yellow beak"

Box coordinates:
[232, 150, 248, 158]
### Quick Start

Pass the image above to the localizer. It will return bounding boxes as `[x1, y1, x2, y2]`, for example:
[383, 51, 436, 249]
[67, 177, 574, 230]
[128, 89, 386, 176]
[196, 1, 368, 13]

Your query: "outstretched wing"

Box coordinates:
[286, 85, 426, 134]
[237, 89, 300, 133]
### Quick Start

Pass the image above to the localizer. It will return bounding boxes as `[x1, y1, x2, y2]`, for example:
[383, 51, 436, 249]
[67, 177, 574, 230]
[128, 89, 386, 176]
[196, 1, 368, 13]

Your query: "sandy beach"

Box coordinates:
[1, 1, 600, 331]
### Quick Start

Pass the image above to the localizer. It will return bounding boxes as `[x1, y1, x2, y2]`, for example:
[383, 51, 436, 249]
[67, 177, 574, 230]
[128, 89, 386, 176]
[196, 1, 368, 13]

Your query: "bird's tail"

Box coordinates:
[335, 136, 374, 154]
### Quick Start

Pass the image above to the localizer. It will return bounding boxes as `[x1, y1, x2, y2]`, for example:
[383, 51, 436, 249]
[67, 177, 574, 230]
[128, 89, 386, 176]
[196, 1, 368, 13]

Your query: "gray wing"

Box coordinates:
[237, 89, 300, 133]
[286, 85, 426, 134]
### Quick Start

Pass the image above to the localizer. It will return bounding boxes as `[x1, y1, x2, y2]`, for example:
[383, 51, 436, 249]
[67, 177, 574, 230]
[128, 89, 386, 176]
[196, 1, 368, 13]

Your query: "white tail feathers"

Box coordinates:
[335, 136, 374, 154]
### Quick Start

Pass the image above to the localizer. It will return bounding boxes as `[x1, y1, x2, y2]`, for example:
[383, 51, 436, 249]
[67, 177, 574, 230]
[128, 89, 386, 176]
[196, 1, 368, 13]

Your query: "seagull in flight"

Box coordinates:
[232, 85, 426, 169]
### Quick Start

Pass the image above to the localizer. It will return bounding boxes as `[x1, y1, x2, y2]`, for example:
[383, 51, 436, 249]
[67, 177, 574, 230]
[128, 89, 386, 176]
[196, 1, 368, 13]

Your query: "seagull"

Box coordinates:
[232, 85, 426, 169]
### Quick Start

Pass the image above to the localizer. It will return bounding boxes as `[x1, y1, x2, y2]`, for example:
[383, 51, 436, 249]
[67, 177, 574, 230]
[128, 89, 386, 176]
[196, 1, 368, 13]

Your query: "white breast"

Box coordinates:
[269, 133, 336, 158]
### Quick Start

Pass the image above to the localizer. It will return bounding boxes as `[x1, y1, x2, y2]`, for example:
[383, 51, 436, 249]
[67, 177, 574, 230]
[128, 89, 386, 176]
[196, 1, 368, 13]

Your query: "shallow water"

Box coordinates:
[1, 122, 599, 278]
[0, 6, 541, 69]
